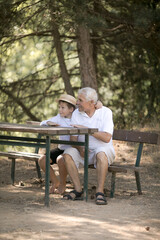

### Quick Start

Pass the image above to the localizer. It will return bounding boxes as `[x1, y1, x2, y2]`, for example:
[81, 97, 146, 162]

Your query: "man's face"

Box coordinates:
[77, 94, 92, 112]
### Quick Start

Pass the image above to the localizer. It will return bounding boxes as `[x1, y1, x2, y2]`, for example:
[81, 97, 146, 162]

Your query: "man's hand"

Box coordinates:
[79, 146, 85, 157]
[70, 135, 86, 157]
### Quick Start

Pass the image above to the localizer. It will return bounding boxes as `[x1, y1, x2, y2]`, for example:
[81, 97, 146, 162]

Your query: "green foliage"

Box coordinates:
[0, 0, 159, 128]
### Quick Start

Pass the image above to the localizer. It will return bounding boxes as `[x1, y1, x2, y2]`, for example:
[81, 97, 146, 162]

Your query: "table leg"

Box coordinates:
[11, 158, 15, 185]
[135, 143, 143, 195]
[45, 135, 50, 207]
[84, 134, 89, 201]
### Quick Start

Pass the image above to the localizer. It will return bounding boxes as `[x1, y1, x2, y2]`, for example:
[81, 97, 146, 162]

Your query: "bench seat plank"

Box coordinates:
[89, 164, 127, 173]
[0, 151, 42, 184]
[0, 151, 42, 161]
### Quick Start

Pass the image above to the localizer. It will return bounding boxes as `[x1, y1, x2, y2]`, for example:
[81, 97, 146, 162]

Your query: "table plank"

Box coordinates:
[0, 122, 97, 135]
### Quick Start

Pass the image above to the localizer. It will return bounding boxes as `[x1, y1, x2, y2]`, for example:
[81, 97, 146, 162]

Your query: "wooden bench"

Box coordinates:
[0, 124, 43, 185]
[95, 129, 159, 198]
[0, 151, 42, 185]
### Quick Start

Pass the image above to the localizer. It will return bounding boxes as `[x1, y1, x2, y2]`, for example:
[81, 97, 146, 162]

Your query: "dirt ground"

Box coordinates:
[0, 140, 160, 240]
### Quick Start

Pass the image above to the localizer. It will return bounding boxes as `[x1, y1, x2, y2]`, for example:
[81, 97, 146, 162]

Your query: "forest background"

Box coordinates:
[0, 0, 160, 129]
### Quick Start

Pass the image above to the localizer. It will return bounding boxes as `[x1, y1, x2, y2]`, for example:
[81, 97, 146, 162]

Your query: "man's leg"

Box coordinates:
[63, 153, 82, 199]
[96, 152, 108, 204]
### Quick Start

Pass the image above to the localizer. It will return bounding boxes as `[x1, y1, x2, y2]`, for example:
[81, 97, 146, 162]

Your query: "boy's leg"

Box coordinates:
[38, 155, 60, 193]
[55, 155, 68, 194]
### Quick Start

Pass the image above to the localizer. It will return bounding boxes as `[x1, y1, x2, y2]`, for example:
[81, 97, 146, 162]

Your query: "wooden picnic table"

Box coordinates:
[0, 122, 98, 206]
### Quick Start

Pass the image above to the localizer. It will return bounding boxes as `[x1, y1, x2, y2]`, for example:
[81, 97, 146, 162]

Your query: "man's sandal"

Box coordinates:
[95, 192, 107, 205]
[63, 190, 83, 201]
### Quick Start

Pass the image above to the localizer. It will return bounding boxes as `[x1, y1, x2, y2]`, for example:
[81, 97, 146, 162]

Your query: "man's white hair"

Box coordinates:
[78, 87, 98, 104]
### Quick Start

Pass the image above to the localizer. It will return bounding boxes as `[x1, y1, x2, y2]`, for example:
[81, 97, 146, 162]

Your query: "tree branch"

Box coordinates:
[0, 86, 39, 121]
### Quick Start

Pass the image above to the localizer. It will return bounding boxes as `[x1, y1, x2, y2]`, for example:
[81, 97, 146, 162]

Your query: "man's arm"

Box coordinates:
[70, 135, 85, 157]
[72, 124, 112, 143]
[91, 131, 112, 143]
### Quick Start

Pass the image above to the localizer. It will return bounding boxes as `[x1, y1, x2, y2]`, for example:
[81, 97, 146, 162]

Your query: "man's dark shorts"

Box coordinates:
[50, 148, 64, 165]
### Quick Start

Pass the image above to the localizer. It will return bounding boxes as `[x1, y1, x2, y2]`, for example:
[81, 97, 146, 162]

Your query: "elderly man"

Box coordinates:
[63, 87, 115, 205]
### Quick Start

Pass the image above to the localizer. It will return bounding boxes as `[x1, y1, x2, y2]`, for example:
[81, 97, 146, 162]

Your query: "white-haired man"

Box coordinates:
[63, 87, 115, 205]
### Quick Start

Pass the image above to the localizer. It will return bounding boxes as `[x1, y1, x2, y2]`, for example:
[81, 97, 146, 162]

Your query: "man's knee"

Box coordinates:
[96, 152, 108, 164]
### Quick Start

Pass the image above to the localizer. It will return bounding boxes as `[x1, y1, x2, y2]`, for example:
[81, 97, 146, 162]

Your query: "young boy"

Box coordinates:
[38, 94, 76, 195]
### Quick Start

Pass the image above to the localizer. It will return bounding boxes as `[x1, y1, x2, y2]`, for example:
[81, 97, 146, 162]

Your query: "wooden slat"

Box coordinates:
[89, 164, 127, 173]
[9, 151, 42, 157]
[26, 121, 41, 125]
[113, 129, 159, 144]
[0, 151, 42, 161]
[26, 121, 98, 135]
[108, 165, 127, 173]
[0, 122, 98, 135]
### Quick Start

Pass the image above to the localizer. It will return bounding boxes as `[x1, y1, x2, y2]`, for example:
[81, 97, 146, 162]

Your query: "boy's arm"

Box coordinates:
[46, 121, 60, 126]
[40, 115, 59, 126]
[95, 100, 103, 109]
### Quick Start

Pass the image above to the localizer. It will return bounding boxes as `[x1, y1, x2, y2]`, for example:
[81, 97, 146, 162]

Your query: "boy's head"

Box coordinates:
[58, 94, 76, 118]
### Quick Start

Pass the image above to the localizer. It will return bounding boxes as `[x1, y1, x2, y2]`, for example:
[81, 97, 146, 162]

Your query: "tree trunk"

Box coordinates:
[50, 12, 74, 96]
[77, 25, 97, 91]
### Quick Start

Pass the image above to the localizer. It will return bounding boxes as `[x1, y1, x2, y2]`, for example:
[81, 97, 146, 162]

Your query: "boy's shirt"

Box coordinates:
[40, 114, 72, 150]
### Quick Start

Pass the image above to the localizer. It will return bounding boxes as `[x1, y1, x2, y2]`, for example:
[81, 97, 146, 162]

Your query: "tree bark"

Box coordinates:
[77, 25, 97, 91]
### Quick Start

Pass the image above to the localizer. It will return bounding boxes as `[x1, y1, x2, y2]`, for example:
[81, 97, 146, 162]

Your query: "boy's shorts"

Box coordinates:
[49, 148, 64, 165]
